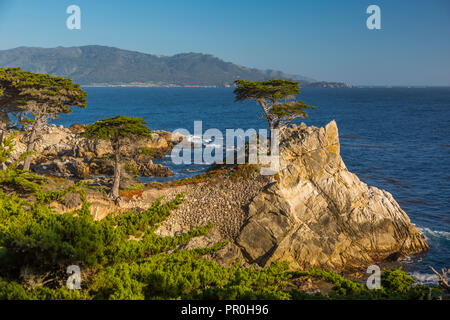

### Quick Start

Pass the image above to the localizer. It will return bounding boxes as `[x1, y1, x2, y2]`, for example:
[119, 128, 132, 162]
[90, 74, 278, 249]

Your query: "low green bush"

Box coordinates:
[0, 135, 441, 300]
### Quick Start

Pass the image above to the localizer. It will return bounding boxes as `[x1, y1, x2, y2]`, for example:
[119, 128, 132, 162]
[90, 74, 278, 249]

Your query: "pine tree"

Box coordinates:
[0, 67, 87, 170]
[234, 79, 315, 135]
[82, 116, 152, 199]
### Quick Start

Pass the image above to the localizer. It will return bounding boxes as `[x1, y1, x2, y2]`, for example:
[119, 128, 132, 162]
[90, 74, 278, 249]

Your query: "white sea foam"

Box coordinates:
[186, 134, 206, 144]
[206, 143, 223, 148]
[416, 226, 450, 241]
[409, 272, 439, 285]
[183, 134, 240, 152]
[400, 255, 418, 264]
[185, 134, 226, 146]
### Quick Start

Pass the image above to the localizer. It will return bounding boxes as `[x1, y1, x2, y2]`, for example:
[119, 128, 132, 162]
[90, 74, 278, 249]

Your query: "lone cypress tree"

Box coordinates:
[0, 67, 87, 170]
[234, 79, 315, 135]
[83, 116, 152, 199]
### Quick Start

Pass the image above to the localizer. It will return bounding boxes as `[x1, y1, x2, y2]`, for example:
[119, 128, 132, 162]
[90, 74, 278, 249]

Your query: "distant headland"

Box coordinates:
[0, 45, 351, 88]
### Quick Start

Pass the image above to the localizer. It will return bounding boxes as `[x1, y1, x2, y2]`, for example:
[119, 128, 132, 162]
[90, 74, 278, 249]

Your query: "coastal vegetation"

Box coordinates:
[0, 69, 443, 300]
[234, 79, 315, 134]
[0, 143, 440, 299]
[0, 129, 442, 300]
[0, 67, 87, 170]
[82, 116, 152, 199]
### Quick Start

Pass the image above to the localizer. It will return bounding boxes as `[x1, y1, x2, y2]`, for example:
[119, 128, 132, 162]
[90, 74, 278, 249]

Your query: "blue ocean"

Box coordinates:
[53, 87, 450, 281]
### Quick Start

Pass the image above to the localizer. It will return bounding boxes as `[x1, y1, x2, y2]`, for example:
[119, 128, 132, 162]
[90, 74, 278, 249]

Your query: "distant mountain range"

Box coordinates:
[0, 45, 351, 88]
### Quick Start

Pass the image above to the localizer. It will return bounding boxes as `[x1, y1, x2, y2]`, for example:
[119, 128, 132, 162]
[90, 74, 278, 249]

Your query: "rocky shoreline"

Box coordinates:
[4, 120, 428, 272]
[6, 124, 181, 187]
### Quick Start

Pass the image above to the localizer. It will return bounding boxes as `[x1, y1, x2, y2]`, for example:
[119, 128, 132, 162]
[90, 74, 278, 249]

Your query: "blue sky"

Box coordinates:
[0, 0, 449, 86]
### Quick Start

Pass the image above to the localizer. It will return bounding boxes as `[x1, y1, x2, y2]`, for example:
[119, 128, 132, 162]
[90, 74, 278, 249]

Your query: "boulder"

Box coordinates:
[5, 125, 180, 180]
[68, 123, 85, 134]
[69, 158, 90, 179]
[236, 121, 428, 271]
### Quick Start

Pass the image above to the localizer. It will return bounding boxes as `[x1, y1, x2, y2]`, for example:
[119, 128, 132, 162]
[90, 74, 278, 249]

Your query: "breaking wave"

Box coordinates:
[409, 272, 439, 285]
[417, 227, 450, 242]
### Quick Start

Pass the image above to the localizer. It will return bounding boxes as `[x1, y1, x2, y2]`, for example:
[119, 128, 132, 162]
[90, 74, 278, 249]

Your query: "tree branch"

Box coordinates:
[430, 266, 450, 291]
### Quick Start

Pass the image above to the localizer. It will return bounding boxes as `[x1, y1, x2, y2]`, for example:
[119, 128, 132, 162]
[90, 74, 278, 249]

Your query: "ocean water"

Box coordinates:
[53, 87, 450, 279]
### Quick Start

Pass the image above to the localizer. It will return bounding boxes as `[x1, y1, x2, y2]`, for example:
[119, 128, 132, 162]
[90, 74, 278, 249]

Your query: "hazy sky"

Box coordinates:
[0, 0, 449, 86]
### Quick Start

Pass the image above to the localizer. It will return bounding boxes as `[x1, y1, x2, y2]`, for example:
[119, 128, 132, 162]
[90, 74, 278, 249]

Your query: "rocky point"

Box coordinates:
[5, 121, 429, 272]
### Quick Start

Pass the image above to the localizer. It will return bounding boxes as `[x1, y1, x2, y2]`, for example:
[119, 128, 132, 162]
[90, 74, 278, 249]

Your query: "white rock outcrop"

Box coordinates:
[236, 121, 428, 270]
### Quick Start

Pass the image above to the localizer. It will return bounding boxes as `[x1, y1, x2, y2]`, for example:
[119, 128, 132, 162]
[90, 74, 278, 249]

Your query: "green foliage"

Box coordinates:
[138, 146, 155, 156]
[127, 183, 146, 190]
[0, 67, 87, 115]
[125, 161, 140, 176]
[90, 257, 292, 300]
[0, 133, 46, 193]
[234, 79, 315, 129]
[0, 190, 102, 270]
[0, 132, 17, 164]
[271, 100, 313, 120]
[0, 190, 207, 272]
[0, 277, 91, 300]
[0, 187, 439, 300]
[308, 269, 366, 297]
[0, 147, 297, 301]
[307, 268, 437, 300]
[0, 133, 86, 203]
[230, 164, 259, 182]
[37, 181, 87, 205]
[234, 79, 301, 102]
[0, 135, 440, 301]
[380, 268, 435, 299]
[0, 67, 87, 130]
[0, 67, 87, 170]
[0, 181, 296, 300]
[82, 116, 152, 142]
[82, 116, 152, 197]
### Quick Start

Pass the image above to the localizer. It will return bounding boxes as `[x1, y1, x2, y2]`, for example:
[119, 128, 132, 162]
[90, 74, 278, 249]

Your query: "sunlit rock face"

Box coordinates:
[7, 125, 178, 179]
[8, 121, 428, 271]
[236, 121, 428, 271]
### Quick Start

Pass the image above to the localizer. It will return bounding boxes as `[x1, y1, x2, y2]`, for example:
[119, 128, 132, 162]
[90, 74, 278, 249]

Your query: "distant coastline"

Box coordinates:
[0, 46, 351, 89]
[82, 81, 353, 89]
[83, 83, 223, 88]
[81, 84, 450, 89]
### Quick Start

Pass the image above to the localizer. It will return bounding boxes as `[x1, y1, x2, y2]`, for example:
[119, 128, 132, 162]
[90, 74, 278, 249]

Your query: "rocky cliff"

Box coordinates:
[6, 124, 179, 184]
[5, 121, 428, 272]
[234, 121, 428, 270]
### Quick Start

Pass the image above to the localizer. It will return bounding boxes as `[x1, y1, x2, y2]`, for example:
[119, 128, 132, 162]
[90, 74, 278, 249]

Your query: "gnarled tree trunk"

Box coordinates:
[111, 141, 121, 199]
[0, 124, 6, 144]
[0, 111, 11, 144]
[23, 118, 40, 171]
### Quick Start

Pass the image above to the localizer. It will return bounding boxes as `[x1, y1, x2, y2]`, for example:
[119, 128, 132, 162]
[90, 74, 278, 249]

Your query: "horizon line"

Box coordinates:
[1, 44, 449, 87]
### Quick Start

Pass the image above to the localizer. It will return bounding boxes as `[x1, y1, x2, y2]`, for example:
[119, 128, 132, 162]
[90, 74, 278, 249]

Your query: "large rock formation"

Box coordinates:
[235, 121, 428, 270]
[10, 121, 427, 272]
[8, 124, 179, 180]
